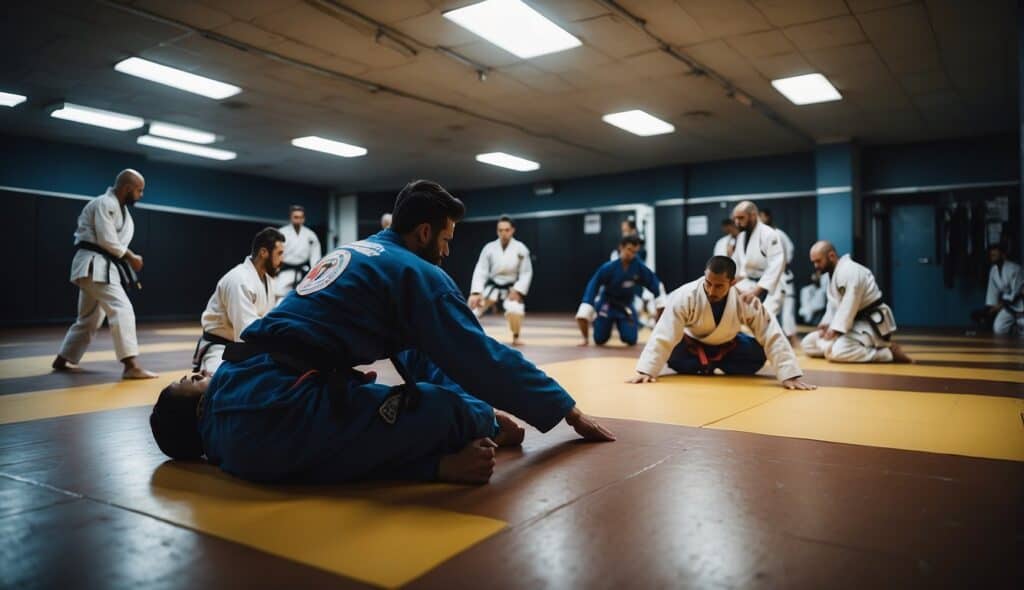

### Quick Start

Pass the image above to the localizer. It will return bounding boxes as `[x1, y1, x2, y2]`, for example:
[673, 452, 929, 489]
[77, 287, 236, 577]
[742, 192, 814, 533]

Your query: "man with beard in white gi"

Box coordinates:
[52, 169, 157, 379]
[468, 215, 533, 345]
[193, 228, 285, 376]
[801, 241, 912, 363]
[627, 256, 815, 390]
[759, 208, 798, 344]
[275, 205, 321, 302]
[983, 243, 1024, 336]
[731, 201, 785, 315]
[713, 218, 738, 257]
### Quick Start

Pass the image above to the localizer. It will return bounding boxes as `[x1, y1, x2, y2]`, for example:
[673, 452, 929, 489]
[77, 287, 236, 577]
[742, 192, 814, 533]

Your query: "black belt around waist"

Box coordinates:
[854, 298, 885, 320]
[76, 241, 140, 290]
[192, 331, 234, 372]
[281, 262, 311, 289]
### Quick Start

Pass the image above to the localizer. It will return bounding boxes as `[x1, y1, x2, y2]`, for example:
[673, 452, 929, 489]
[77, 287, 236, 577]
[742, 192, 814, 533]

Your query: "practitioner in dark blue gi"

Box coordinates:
[149, 180, 614, 485]
[575, 235, 664, 347]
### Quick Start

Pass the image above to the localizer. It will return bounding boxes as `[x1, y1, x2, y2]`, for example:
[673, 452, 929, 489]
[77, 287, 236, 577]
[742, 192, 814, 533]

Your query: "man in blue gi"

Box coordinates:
[575, 235, 664, 346]
[149, 180, 615, 485]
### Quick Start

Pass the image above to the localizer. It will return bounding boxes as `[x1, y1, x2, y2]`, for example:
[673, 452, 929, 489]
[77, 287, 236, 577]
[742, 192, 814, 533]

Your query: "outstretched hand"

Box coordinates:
[626, 372, 656, 384]
[782, 377, 816, 390]
[565, 407, 616, 442]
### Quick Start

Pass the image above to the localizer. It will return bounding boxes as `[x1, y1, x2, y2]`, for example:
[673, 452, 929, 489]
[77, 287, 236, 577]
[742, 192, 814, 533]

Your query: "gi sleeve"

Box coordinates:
[639, 265, 665, 308]
[635, 288, 690, 376]
[741, 297, 802, 382]
[985, 266, 999, 306]
[731, 235, 745, 279]
[577, 264, 607, 319]
[1005, 265, 1024, 306]
[470, 245, 490, 294]
[757, 230, 786, 294]
[828, 271, 862, 334]
[513, 245, 533, 295]
[226, 279, 264, 341]
[93, 202, 127, 258]
[413, 290, 576, 431]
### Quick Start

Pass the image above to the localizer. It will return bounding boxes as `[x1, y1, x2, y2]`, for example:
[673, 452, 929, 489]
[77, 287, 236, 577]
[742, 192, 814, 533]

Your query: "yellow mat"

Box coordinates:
[541, 357, 1024, 461]
[108, 462, 505, 588]
[152, 327, 202, 337]
[797, 356, 1024, 383]
[900, 346, 1024, 355]
[902, 352, 1024, 364]
[0, 341, 195, 380]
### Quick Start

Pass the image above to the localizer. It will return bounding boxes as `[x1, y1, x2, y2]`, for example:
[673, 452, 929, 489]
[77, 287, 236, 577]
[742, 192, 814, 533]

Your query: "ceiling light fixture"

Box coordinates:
[148, 121, 217, 144]
[0, 91, 27, 107]
[291, 136, 367, 158]
[602, 110, 675, 136]
[114, 57, 242, 100]
[137, 135, 237, 160]
[475, 151, 540, 172]
[443, 0, 581, 59]
[49, 102, 145, 131]
[771, 73, 841, 105]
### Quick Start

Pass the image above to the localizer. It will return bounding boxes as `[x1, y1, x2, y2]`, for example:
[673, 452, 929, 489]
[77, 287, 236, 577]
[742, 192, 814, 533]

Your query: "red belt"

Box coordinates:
[683, 334, 738, 372]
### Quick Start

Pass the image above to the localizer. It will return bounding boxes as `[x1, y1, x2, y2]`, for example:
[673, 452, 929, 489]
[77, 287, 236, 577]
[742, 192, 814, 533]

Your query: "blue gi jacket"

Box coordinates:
[581, 258, 661, 315]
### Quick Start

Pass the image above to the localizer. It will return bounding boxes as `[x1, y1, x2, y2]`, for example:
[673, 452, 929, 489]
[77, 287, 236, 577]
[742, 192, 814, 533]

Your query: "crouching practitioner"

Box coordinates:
[193, 228, 284, 376]
[576, 235, 664, 346]
[627, 256, 815, 390]
[801, 241, 912, 363]
[150, 180, 615, 486]
[468, 216, 533, 345]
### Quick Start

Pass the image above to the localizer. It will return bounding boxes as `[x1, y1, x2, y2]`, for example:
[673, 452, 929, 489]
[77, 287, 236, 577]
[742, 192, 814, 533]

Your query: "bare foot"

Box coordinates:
[438, 438, 497, 484]
[123, 367, 158, 379]
[889, 343, 913, 364]
[577, 338, 589, 347]
[511, 336, 522, 346]
[493, 411, 525, 447]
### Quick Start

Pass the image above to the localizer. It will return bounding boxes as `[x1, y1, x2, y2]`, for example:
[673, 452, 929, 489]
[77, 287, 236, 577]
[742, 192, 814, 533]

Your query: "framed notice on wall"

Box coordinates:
[686, 215, 708, 236]
[584, 213, 601, 234]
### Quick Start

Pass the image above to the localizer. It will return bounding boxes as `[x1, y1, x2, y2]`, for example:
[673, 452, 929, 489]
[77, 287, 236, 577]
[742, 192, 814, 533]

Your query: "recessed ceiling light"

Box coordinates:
[291, 136, 367, 158]
[602, 110, 675, 136]
[50, 102, 145, 131]
[114, 57, 241, 100]
[137, 135, 237, 160]
[443, 0, 581, 59]
[771, 73, 842, 105]
[0, 91, 27, 107]
[475, 152, 540, 172]
[148, 121, 217, 144]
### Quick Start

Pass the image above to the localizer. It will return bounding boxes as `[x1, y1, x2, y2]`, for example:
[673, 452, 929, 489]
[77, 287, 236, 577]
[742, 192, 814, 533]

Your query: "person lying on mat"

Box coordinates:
[149, 180, 615, 486]
[627, 255, 815, 390]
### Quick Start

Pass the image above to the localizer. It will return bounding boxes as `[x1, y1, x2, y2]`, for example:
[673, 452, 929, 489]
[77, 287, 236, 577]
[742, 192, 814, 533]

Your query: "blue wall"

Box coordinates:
[687, 152, 814, 197]
[0, 134, 329, 222]
[862, 134, 1019, 191]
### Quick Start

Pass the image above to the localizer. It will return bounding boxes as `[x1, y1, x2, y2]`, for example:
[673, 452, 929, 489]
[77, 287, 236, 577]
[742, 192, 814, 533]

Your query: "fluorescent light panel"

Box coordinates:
[137, 135, 236, 160]
[442, 0, 581, 59]
[50, 103, 144, 131]
[0, 91, 26, 107]
[475, 152, 539, 172]
[291, 136, 367, 158]
[771, 73, 841, 105]
[149, 121, 217, 144]
[602, 110, 674, 136]
[114, 57, 241, 100]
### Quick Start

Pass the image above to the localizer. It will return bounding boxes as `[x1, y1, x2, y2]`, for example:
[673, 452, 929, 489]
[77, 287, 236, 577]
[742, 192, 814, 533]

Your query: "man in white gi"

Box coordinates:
[799, 271, 829, 325]
[759, 208, 798, 343]
[731, 201, 785, 316]
[52, 169, 156, 379]
[193, 228, 285, 375]
[468, 215, 533, 345]
[627, 256, 814, 390]
[713, 218, 738, 257]
[983, 243, 1024, 336]
[275, 205, 321, 301]
[801, 241, 912, 363]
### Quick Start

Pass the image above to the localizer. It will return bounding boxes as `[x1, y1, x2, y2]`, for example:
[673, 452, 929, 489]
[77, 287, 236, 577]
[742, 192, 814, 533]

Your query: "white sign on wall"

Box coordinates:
[584, 213, 601, 234]
[687, 215, 709, 236]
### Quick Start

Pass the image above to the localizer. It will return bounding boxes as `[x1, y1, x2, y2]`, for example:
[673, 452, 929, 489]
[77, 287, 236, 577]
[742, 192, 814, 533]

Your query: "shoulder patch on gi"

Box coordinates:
[344, 240, 385, 257]
[378, 394, 401, 424]
[296, 249, 350, 296]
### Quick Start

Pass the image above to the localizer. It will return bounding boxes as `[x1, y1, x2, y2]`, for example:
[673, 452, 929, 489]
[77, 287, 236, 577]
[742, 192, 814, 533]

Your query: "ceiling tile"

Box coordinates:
[727, 30, 796, 59]
[857, 2, 942, 74]
[784, 16, 866, 52]
[617, 0, 710, 46]
[675, 0, 773, 38]
[751, 0, 849, 27]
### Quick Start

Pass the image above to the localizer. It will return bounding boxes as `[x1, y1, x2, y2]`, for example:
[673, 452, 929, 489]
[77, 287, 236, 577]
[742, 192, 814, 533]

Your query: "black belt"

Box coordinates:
[281, 262, 311, 289]
[854, 298, 885, 321]
[192, 331, 234, 373]
[76, 241, 140, 290]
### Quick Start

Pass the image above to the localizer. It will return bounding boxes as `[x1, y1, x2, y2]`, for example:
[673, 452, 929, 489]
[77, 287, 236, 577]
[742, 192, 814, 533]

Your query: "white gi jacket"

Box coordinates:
[197, 257, 274, 373]
[986, 261, 1023, 312]
[636, 277, 803, 382]
[822, 255, 895, 342]
[279, 224, 322, 268]
[471, 238, 533, 297]
[713, 235, 736, 257]
[69, 188, 134, 284]
[732, 222, 785, 295]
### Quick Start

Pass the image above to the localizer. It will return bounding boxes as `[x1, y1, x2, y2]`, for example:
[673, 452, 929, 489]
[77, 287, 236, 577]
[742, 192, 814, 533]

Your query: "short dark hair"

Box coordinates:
[721, 218, 735, 226]
[622, 218, 637, 230]
[498, 215, 515, 228]
[989, 243, 1006, 253]
[706, 255, 737, 279]
[251, 227, 285, 257]
[290, 205, 305, 214]
[620, 234, 642, 248]
[392, 180, 466, 234]
[150, 381, 204, 460]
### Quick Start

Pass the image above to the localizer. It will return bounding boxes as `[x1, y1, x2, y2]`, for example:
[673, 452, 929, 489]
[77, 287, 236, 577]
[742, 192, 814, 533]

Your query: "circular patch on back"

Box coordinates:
[296, 249, 351, 296]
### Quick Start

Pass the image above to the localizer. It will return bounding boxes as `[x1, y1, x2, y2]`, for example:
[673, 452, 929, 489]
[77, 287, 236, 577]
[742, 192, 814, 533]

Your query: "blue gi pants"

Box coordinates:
[666, 332, 766, 375]
[593, 300, 638, 346]
[200, 350, 499, 484]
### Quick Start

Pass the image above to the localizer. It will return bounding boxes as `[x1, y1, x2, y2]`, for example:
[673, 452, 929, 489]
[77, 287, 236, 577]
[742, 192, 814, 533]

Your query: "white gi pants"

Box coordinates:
[801, 329, 893, 363]
[58, 277, 139, 362]
[992, 308, 1024, 336]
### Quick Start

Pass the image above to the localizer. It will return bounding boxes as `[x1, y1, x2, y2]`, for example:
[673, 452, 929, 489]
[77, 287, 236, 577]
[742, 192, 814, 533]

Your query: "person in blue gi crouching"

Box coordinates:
[149, 180, 615, 485]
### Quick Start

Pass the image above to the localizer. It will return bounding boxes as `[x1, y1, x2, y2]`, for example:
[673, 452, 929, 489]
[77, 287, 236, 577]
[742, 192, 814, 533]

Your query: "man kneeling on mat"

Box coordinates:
[150, 180, 615, 485]
[627, 256, 816, 390]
